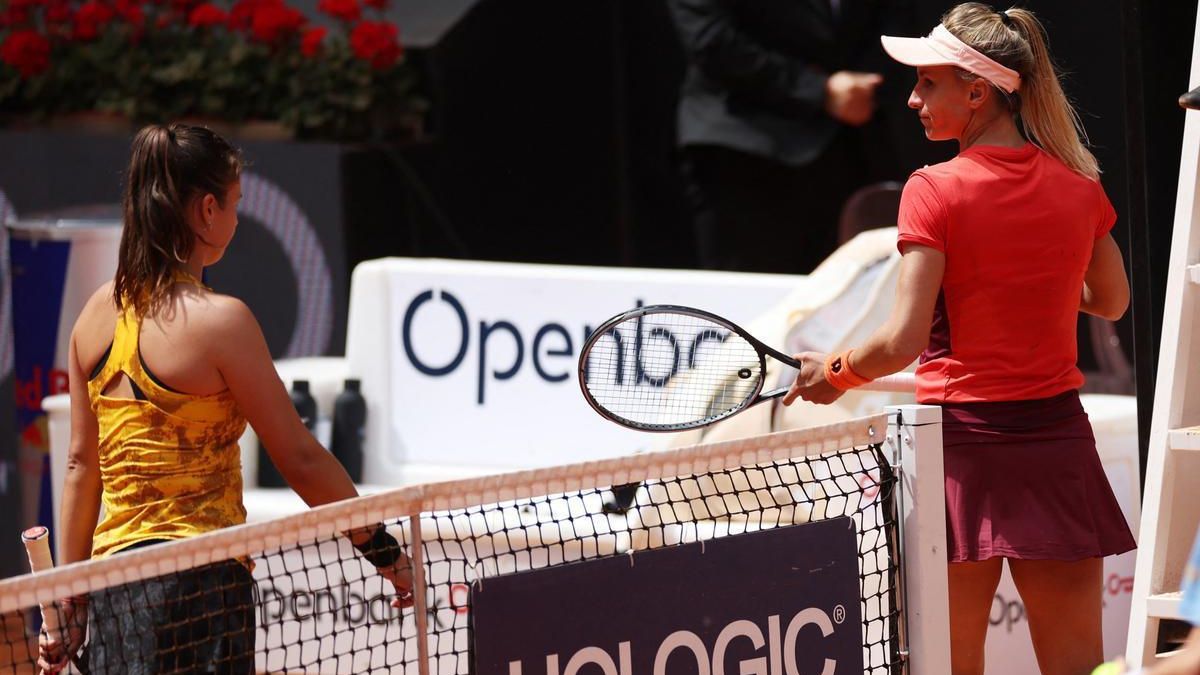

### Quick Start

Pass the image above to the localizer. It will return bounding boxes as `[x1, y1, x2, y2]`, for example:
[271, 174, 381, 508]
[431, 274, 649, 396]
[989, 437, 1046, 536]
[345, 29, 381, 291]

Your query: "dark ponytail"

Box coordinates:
[114, 123, 241, 315]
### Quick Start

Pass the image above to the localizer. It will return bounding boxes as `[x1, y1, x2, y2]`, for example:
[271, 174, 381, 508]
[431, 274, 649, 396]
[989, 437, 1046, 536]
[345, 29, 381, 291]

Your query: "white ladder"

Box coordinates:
[1125, 4, 1200, 665]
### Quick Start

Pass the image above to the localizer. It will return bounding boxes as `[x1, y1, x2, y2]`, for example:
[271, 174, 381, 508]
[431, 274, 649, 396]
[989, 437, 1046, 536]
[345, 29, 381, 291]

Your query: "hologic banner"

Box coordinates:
[471, 517, 863, 675]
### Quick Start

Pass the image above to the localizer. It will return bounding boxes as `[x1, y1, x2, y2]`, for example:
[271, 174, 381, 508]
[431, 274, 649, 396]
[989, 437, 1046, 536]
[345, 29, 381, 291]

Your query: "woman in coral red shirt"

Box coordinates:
[785, 4, 1134, 675]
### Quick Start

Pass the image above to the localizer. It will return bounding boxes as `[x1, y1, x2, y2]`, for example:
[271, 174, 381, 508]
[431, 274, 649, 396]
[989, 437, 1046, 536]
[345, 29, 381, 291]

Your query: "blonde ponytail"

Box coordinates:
[942, 3, 1101, 179]
[1003, 8, 1099, 179]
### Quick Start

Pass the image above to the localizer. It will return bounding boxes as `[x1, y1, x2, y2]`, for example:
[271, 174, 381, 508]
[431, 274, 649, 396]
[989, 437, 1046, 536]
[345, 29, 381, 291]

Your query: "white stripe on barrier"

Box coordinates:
[238, 172, 334, 357]
[0, 189, 15, 380]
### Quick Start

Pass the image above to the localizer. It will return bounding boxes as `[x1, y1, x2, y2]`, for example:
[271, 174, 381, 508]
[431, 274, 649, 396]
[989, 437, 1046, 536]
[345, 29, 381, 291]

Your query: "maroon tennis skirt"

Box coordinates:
[939, 390, 1136, 563]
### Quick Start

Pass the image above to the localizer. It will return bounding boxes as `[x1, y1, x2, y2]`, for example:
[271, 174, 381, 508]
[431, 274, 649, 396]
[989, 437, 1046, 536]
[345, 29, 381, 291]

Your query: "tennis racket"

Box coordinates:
[578, 304, 915, 432]
[22, 526, 89, 674]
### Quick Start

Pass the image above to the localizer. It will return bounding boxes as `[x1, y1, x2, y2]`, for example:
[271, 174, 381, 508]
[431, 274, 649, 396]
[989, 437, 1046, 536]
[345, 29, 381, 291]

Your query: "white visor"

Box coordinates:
[881, 24, 1021, 94]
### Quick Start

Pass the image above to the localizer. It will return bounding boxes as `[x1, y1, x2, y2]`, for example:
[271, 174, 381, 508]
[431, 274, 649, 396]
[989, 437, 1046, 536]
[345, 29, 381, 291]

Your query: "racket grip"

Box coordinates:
[859, 372, 917, 393]
[21, 526, 61, 634]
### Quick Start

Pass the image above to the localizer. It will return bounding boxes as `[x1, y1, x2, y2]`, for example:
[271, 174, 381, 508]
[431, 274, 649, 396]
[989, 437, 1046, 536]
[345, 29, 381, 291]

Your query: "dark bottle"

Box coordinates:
[258, 379, 317, 488]
[331, 379, 367, 483]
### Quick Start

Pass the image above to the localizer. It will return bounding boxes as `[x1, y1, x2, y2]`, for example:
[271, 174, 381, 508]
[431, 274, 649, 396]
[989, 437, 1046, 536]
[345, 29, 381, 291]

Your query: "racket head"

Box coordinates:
[578, 305, 767, 431]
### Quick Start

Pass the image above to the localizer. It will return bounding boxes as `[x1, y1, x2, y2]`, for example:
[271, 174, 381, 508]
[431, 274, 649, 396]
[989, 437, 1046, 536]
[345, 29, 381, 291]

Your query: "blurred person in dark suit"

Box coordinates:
[670, 0, 914, 274]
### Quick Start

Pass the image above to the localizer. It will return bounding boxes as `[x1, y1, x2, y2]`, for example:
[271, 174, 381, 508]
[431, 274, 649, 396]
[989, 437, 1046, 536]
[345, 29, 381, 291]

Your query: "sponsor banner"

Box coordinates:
[471, 517, 863, 675]
[252, 538, 429, 673]
[8, 220, 121, 545]
[375, 260, 796, 471]
[9, 237, 69, 539]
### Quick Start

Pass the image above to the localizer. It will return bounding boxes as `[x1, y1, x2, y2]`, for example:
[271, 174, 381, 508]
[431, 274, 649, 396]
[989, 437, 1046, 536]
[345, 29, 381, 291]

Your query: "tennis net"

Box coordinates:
[0, 412, 925, 675]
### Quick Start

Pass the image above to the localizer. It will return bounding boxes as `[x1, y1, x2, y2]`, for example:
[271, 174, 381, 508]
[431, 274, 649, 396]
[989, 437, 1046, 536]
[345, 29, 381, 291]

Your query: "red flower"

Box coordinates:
[115, 0, 144, 27]
[249, 3, 304, 43]
[362, 0, 386, 9]
[45, 0, 73, 24]
[0, 29, 50, 77]
[227, 0, 278, 31]
[188, 2, 226, 27]
[317, 0, 359, 22]
[74, 0, 116, 40]
[0, 6, 30, 27]
[349, 19, 401, 69]
[300, 26, 326, 57]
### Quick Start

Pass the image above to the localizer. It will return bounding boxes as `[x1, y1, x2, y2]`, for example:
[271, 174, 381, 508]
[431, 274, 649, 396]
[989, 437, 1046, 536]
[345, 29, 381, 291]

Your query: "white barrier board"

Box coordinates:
[346, 259, 799, 483]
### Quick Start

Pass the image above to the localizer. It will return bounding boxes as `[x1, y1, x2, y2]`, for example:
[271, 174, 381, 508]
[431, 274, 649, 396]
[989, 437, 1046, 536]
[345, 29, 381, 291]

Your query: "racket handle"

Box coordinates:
[859, 372, 917, 392]
[21, 526, 61, 634]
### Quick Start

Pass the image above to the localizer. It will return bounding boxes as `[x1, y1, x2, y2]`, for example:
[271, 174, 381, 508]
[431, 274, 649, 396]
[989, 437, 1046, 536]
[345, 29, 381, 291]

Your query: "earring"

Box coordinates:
[205, 221, 212, 230]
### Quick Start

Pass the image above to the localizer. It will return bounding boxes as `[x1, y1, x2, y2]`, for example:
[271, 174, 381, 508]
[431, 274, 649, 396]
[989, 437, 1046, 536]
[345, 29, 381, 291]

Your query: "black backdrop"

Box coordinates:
[379, 0, 1188, 326]
[384, 0, 1177, 271]
[366, 0, 1193, 476]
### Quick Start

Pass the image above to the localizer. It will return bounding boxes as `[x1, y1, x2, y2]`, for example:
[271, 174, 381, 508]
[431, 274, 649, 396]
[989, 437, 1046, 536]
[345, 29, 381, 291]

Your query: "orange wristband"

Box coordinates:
[823, 349, 872, 391]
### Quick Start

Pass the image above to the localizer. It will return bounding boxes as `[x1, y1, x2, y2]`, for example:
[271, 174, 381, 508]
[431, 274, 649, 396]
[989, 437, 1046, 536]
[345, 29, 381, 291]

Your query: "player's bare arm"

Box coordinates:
[1081, 233, 1130, 321]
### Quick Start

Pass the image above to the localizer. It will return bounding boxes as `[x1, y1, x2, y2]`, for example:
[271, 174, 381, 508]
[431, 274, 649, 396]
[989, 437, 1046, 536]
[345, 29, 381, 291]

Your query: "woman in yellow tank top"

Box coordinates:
[38, 124, 413, 674]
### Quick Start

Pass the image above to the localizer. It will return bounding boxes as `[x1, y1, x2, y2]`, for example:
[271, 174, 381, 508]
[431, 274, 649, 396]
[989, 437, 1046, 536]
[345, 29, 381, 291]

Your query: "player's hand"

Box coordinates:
[782, 352, 845, 406]
[825, 71, 883, 126]
[376, 553, 416, 609]
[37, 601, 86, 674]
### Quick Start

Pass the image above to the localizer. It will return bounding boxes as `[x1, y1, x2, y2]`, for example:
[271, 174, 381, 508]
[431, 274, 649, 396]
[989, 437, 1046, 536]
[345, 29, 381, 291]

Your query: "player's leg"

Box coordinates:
[1009, 557, 1103, 675]
[948, 557, 1004, 675]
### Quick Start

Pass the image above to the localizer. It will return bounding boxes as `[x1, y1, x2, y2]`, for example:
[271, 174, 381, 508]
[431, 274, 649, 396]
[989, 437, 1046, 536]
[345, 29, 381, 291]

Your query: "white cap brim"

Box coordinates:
[880, 28, 1022, 93]
[880, 35, 956, 67]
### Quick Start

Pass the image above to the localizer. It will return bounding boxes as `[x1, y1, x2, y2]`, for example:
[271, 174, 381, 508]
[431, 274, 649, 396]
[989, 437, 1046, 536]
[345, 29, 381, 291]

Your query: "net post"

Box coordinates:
[886, 404, 950, 675]
[408, 510, 431, 675]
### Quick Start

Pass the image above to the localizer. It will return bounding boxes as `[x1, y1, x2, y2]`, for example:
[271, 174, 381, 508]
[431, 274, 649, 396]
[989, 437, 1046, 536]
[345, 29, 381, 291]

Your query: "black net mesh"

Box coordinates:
[0, 431, 902, 674]
[422, 442, 903, 675]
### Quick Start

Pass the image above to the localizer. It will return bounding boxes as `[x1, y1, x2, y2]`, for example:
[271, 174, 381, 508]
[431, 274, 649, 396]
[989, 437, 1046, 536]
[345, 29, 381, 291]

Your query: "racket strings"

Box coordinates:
[582, 312, 762, 429]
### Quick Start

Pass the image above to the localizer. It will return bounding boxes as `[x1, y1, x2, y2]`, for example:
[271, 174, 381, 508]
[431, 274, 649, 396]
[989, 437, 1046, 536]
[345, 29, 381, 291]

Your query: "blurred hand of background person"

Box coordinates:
[668, 0, 913, 274]
[825, 71, 884, 126]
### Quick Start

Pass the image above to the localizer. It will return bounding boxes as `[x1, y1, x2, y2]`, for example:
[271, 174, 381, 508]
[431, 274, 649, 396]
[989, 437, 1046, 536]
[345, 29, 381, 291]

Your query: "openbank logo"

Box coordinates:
[255, 581, 469, 629]
[256, 581, 404, 628]
[507, 608, 849, 675]
[400, 291, 733, 405]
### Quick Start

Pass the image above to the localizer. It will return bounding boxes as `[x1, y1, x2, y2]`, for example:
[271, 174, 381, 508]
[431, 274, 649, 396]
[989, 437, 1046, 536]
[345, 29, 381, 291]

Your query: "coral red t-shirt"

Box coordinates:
[897, 143, 1116, 403]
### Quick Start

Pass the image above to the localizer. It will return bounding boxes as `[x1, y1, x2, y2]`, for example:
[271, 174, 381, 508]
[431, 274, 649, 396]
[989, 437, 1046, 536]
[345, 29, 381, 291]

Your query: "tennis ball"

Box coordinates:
[1091, 662, 1124, 675]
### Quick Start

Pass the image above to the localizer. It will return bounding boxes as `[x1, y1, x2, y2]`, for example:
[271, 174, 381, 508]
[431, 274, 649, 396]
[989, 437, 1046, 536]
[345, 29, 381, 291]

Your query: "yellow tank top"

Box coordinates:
[88, 284, 247, 558]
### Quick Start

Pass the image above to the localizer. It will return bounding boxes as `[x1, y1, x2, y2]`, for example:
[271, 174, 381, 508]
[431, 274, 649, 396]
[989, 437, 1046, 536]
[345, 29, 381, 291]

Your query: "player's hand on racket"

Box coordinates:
[782, 352, 845, 406]
[36, 599, 87, 674]
[349, 524, 415, 608]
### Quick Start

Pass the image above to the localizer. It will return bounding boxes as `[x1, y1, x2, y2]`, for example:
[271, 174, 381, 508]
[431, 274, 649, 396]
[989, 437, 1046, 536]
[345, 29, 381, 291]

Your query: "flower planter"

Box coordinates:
[177, 117, 293, 142]
[0, 0, 421, 144]
[46, 111, 134, 135]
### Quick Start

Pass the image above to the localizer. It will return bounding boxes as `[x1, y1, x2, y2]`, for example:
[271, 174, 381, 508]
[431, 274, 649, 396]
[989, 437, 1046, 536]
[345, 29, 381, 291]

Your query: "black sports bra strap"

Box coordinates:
[89, 342, 114, 382]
